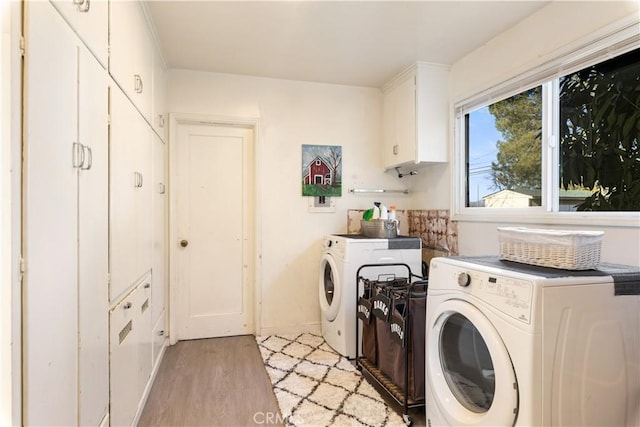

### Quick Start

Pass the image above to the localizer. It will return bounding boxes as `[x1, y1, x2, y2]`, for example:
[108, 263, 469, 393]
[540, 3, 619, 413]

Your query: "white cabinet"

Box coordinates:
[152, 43, 168, 141]
[49, 0, 108, 68]
[152, 133, 167, 325]
[24, 2, 108, 425]
[110, 0, 154, 120]
[110, 86, 153, 302]
[382, 62, 450, 170]
[109, 276, 151, 427]
[152, 310, 167, 368]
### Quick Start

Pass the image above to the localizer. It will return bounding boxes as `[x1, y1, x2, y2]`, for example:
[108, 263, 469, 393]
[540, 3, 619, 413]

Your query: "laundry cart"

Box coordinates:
[355, 263, 427, 425]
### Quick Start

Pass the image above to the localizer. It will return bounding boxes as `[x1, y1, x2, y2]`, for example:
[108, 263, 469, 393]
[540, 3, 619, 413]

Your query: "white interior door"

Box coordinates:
[176, 123, 254, 340]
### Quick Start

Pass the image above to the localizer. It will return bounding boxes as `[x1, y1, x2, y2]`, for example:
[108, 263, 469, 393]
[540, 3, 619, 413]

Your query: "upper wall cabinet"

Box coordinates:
[110, 0, 154, 121]
[50, 0, 108, 68]
[152, 42, 168, 141]
[382, 62, 450, 170]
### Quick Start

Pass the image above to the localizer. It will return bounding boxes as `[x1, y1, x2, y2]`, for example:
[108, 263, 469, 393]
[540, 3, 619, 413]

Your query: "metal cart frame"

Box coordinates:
[355, 263, 427, 426]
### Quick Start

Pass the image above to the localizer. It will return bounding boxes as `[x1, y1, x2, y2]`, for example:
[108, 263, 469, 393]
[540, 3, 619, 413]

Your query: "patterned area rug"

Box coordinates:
[256, 333, 406, 427]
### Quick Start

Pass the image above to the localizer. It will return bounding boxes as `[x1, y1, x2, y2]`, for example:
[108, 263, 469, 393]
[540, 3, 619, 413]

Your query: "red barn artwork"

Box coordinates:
[301, 144, 342, 197]
[303, 156, 332, 185]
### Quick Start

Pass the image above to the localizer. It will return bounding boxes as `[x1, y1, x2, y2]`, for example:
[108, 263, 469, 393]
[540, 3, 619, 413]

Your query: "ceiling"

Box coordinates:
[144, 1, 550, 88]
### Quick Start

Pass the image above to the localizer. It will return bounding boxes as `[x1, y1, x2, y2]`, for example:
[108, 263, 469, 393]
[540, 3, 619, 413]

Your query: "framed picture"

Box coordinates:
[301, 144, 342, 197]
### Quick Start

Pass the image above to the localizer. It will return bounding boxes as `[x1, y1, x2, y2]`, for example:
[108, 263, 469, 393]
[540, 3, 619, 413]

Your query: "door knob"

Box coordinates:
[180, 239, 189, 247]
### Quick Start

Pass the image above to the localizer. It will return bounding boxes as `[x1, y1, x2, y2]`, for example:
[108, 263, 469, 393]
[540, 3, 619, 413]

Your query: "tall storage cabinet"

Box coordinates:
[23, 2, 108, 425]
[24, 0, 168, 425]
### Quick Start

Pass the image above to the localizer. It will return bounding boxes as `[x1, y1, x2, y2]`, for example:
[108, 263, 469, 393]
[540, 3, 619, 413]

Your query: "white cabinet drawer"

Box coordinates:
[109, 289, 139, 427]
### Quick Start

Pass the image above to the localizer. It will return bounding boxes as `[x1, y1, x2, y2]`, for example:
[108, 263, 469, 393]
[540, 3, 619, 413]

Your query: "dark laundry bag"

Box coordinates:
[373, 278, 408, 374]
[383, 283, 428, 401]
[357, 279, 377, 364]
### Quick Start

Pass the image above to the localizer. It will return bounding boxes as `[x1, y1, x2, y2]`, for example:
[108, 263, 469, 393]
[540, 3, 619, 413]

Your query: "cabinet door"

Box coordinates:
[110, 87, 141, 301]
[152, 310, 167, 369]
[383, 74, 416, 169]
[50, 0, 108, 68]
[151, 133, 167, 325]
[110, 0, 153, 120]
[23, 3, 79, 424]
[152, 44, 168, 141]
[137, 128, 153, 286]
[110, 86, 153, 301]
[109, 291, 139, 427]
[77, 44, 109, 426]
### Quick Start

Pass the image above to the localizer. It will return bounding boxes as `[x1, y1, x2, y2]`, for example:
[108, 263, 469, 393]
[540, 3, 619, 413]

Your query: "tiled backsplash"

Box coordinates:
[407, 209, 458, 255]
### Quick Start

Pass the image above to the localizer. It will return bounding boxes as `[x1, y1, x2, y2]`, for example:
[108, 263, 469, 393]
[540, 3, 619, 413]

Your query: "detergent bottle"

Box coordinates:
[380, 204, 388, 220]
[372, 202, 381, 219]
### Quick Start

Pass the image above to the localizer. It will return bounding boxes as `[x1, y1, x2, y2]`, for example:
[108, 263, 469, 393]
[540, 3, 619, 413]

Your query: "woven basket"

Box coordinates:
[497, 227, 604, 270]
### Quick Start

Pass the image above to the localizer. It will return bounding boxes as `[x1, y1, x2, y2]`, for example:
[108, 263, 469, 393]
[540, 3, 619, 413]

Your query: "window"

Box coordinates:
[459, 46, 640, 216]
[466, 87, 542, 208]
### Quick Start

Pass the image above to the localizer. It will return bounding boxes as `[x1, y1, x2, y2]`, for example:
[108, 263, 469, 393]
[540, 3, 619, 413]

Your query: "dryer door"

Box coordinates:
[427, 299, 518, 426]
[319, 253, 341, 322]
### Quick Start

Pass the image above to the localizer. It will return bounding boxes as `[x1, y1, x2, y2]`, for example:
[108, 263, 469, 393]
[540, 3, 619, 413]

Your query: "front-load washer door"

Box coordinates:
[427, 299, 518, 426]
[319, 253, 341, 322]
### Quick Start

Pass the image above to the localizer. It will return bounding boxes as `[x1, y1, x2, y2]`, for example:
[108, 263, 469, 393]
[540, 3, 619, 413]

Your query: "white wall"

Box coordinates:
[410, 1, 640, 265]
[168, 70, 409, 335]
[1, 1, 21, 424]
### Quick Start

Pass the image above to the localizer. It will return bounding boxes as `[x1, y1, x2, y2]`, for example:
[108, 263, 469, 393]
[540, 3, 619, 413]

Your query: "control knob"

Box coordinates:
[457, 272, 471, 287]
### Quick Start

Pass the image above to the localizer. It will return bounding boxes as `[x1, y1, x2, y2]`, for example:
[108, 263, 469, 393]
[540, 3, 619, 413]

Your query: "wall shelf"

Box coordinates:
[349, 188, 409, 195]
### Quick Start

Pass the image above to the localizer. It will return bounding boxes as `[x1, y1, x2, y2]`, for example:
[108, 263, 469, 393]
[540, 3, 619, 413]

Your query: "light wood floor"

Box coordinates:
[139, 334, 426, 426]
[138, 335, 282, 426]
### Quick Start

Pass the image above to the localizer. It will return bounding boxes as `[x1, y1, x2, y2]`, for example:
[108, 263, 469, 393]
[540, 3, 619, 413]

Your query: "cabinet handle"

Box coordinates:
[78, 0, 90, 12]
[159, 115, 165, 128]
[144, 283, 151, 289]
[134, 74, 143, 94]
[158, 330, 165, 337]
[81, 145, 92, 170]
[72, 142, 84, 168]
[123, 302, 132, 310]
[157, 183, 166, 194]
[133, 172, 144, 188]
[393, 144, 399, 155]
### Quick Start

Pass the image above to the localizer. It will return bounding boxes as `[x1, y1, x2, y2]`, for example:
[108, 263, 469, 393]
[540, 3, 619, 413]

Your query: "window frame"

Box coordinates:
[453, 15, 640, 228]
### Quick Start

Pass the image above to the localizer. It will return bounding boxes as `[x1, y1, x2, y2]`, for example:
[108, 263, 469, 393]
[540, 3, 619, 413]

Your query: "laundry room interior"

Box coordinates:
[2, 1, 640, 426]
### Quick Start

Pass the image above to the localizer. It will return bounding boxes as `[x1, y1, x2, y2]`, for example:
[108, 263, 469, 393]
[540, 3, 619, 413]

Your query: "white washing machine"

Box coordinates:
[319, 234, 422, 359]
[425, 256, 640, 427]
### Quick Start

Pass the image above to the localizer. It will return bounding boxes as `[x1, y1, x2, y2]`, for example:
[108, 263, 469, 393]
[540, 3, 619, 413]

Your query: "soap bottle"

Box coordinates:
[389, 206, 397, 221]
[380, 204, 388, 220]
[372, 202, 381, 219]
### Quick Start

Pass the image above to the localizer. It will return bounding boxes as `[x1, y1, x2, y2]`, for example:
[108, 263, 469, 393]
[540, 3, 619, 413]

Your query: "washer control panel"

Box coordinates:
[456, 269, 533, 324]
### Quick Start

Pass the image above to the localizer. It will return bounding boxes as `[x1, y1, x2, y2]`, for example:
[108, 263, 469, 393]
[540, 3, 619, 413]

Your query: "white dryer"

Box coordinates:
[425, 256, 640, 427]
[319, 234, 422, 359]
